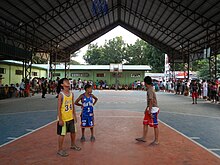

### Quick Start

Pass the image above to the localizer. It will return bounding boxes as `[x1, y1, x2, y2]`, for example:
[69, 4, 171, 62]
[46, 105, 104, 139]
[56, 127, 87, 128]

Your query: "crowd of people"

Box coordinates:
[1, 76, 220, 104]
[153, 79, 220, 104]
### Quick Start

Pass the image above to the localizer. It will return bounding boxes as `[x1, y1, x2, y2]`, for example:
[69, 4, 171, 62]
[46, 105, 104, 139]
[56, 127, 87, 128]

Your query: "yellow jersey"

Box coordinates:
[60, 92, 74, 121]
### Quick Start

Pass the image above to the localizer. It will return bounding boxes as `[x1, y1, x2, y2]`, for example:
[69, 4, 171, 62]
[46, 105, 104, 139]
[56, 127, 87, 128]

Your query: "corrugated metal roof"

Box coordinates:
[1, 0, 220, 63]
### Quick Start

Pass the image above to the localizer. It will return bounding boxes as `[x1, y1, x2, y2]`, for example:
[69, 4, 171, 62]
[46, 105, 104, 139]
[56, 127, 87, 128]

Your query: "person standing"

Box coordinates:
[136, 76, 160, 145]
[41, 77, 47, 98]
[202, 80, 208, 99]
[57, 78, 81, 157]
[20, 79, 25, 97]
[191, 80, 198, 104]
[75, 84, 98, 142]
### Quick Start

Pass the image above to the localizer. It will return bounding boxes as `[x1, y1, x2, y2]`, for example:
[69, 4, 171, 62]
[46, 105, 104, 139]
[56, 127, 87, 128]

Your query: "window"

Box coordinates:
[71, 73, 89, 77]
[15, 70, 23, 75]
[53, 73, 61, 77]
[96, 73, 105, 77]
[0, 68, 6, 74]
[131, 73, 141, 78]
[32, 72, 38, 76]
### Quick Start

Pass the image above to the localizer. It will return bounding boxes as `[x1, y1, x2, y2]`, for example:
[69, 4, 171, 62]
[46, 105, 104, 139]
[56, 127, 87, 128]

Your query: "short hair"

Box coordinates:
[144, 76, 152, 85]
[84, 84, 92, 91]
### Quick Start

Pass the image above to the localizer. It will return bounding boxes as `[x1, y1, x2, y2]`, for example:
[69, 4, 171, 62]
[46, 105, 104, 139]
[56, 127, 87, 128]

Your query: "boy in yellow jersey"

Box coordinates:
[57, 78, 81, 157]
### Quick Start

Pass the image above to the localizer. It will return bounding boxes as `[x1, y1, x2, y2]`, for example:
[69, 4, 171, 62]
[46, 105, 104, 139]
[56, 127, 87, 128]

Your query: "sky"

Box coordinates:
[74, 26, 140, 64]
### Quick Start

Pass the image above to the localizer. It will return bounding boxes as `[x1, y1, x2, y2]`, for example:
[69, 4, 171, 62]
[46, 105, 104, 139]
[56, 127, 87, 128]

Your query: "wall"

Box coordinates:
[0, 63, 47, 85]
[54, 70, 145, 85]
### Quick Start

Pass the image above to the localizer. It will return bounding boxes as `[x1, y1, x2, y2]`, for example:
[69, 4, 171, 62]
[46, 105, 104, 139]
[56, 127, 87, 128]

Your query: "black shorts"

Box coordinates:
[57, 119, 76, 135]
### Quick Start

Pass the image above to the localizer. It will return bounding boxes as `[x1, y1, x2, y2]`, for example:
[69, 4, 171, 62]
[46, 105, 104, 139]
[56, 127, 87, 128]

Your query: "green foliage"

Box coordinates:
[83, 37, 165, 72]
[193, 54, 220, 79]
[70, 50, 80, 65]
[32, 55, 48, 64]
[84, 37, 126, 65]
[197, 59, 209, 79]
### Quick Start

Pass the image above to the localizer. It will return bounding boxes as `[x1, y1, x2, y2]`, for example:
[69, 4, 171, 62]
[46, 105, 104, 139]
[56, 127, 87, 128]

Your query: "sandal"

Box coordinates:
[90, 136, 96, 142]
[135, 138, 146, 142]
[150, 141, 159, 145]
[71, 145, 81, 151]
[80, 136, 86, 142]
[57, 150, 69, 157]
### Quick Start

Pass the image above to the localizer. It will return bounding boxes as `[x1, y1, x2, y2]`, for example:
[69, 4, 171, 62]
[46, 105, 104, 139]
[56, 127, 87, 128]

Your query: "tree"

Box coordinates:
[102, 36, 126, 64]
[83, 37, 165, 72]
[197, 59, 209, 79]
[83, 43, 105, 64]
[70, 51, 80, 65]
[125, 39, 165, 72]
[32, 55, 48, 64]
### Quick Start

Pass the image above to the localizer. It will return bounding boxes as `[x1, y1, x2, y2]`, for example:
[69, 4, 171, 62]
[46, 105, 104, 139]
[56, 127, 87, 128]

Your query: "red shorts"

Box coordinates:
[143, 110, 159, 128]
[192, 92, 198, 98]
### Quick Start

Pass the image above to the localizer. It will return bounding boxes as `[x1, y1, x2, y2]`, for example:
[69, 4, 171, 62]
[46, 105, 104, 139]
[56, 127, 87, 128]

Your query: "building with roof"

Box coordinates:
[0, 60, 151, 86]
[0, 0, 219, 82]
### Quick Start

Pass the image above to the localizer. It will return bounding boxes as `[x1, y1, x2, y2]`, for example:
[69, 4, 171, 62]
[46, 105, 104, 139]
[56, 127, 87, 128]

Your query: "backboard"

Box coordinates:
[110, 63, 123, 73]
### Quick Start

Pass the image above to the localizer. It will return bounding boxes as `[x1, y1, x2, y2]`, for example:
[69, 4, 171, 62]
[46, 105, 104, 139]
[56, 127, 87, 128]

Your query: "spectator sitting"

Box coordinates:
[4, 84, 9, 98]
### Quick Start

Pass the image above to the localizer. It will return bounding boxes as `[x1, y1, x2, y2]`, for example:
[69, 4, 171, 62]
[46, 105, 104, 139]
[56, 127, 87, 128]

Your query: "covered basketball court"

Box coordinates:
[0, 0, 220, 164]
[0, 0, 219, 80]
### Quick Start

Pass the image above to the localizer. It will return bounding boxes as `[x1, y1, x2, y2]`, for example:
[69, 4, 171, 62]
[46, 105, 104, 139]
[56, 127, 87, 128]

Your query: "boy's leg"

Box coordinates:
[57, 135, 69, 156]
[192, 94, 195, 104]
[90, 128, 95, 141]
[58, 135, 65, 151]
[70, 132, 76, 146]
[136, 125, 148, 142]
[90, 127, 94, 137]
[80, 128, 86, 142]
[143, 124, 148, 140]
[70, 132, 81, 151]
[153, 127, 159, 144]
[82, 128, 85, 136]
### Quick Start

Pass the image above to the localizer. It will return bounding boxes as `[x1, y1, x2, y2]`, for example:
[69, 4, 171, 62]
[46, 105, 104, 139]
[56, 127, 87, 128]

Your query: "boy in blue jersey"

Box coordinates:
[75, 84, 98, 142]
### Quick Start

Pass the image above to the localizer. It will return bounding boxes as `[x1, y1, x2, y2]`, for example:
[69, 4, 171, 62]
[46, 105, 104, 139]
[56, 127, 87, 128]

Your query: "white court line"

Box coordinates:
[160, 120, 220, 159]
[190, 137, 200, 140]
[0, 109, 56, 116]
[0, 120, 56, 148]
[26, 129, 35, 132]
[160, 111, 220, 120]
[209, 149, 220, 151]
[7, 137, 17, 140]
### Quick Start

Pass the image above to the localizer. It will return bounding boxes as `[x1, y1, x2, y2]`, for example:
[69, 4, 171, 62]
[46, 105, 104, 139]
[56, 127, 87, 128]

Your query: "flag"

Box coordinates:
[92, 0, 108, 16]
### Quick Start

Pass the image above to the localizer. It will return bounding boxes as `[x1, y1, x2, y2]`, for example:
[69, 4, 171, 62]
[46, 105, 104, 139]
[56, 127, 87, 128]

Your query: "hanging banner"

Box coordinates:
[92, 0, 108, 16]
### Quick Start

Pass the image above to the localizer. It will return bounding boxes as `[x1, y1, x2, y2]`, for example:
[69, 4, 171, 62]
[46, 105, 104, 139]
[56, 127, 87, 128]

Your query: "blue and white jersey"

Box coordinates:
[81, 94, 94, 127]
[82, 94, 94, 114]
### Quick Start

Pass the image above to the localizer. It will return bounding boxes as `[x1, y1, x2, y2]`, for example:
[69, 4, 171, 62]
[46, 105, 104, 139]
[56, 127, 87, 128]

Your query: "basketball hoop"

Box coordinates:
[110, 64, 122, 90]
[110, 63, 123, 73]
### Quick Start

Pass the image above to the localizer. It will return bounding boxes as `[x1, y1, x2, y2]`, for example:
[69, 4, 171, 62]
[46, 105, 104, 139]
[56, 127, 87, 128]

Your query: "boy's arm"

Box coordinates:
[57, 93, 64, 126]
[92, 94, 98, 106]
[75, 94, 83, 107]
[72, 93, 77, 122]
[148, 99, 153, 114]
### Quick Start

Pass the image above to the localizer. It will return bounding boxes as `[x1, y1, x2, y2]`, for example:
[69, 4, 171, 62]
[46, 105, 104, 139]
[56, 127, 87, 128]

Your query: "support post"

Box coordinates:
[187, 42, 190, 80]
[65, 61, 67, 78]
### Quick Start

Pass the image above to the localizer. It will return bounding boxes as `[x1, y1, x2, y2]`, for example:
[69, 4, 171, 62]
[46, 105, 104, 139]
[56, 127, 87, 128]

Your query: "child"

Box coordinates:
[75, 84, 98, 142]
[136, 76, 160, 145]
[191, 80, 198, 104]
[57, 78, 81, 157]
[15, 83, 20, 97]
